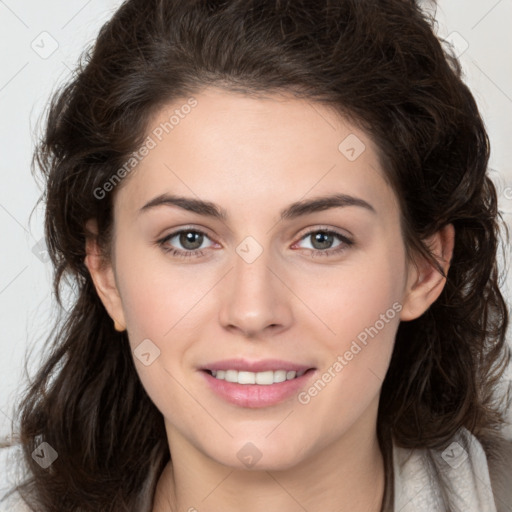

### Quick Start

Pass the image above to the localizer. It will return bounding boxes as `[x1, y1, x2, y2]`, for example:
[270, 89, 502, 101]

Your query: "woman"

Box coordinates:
[2, 0, 511, 510]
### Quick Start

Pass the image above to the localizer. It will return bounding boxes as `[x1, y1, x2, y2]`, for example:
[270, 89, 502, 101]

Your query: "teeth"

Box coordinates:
[209, 369, 306, 385]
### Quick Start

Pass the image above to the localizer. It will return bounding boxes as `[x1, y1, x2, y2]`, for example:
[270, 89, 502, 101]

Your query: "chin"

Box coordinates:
[208, 439, 310, 472]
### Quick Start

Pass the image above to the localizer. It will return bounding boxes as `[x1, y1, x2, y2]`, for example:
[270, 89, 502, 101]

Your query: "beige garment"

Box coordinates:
[393, 427, 502, 512]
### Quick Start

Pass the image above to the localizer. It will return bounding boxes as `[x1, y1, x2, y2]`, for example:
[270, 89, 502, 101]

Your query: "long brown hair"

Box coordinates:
[2, 0, 510, 510]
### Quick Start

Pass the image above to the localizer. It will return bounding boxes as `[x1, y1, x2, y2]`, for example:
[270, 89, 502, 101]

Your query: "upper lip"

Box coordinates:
[201, 358, 315, 373]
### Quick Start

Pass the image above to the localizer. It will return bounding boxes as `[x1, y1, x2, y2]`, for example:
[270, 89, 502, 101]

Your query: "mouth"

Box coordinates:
[198, 359, 317, 408]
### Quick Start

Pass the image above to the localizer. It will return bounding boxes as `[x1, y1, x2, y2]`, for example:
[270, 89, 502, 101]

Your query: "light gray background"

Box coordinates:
[1, 0, 511, 493]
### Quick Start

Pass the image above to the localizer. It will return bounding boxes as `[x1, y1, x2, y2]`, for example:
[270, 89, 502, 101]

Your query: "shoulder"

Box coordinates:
[431, 427, 512, 512]
[392, 426, 509, 511]
[481, 430, 512, 511]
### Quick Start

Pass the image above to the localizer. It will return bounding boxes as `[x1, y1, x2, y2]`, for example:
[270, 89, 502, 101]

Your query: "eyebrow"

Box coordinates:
[138, 192, 376, 220]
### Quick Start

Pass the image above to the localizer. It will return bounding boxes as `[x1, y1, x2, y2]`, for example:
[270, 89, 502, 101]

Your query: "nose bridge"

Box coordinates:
[219, 237, 292, 335]
[233, 241, 272, 295]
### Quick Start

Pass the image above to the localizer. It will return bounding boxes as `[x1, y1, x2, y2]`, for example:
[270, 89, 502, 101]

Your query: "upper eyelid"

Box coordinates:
[296, 225, 352, 239]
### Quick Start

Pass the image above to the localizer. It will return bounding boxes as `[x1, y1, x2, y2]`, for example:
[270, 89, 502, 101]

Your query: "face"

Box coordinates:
[87, 86, 449, 471]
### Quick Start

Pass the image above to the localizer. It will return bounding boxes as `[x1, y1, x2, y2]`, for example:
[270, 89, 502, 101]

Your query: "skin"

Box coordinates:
[85, 87, 454, 512]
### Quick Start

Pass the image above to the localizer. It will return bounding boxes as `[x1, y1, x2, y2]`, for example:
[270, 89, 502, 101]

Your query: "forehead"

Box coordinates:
[114, 87, 399, 223]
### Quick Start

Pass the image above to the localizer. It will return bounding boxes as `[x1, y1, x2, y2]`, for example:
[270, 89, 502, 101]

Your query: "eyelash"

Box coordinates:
[156, 227, 354, 259]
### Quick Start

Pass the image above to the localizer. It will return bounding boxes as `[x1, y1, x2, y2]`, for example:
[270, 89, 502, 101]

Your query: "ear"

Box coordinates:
[84, 218, 127, 331]
[400, 223, 455, 322]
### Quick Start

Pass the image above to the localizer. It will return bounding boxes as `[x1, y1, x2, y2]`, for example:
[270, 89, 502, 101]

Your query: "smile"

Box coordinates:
[207, 369, 308, 385]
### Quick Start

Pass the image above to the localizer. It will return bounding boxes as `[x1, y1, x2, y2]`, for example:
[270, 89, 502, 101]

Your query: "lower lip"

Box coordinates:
[200, 369, 316, 408]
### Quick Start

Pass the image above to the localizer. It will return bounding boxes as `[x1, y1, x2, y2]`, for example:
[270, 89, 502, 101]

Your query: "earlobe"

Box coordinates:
[400, 223, 455, 322]
[84, 219, 127, 331]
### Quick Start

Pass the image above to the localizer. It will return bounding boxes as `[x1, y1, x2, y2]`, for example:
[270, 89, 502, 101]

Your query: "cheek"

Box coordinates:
[113, 243, 209, 423]
[296, 283, 401, 426]
[298, 245, 405, 400]
[114, 238, 211, 343]
[301, 248, 405, 347]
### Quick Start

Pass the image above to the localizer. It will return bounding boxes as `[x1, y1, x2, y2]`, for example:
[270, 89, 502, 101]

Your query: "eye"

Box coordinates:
[156, 226, 354, 259]
[294, 228, 354, 257]
[157, 228, 216, 258]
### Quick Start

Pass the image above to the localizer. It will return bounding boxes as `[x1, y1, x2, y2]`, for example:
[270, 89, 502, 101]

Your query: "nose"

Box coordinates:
[218, 246, 293, 338]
